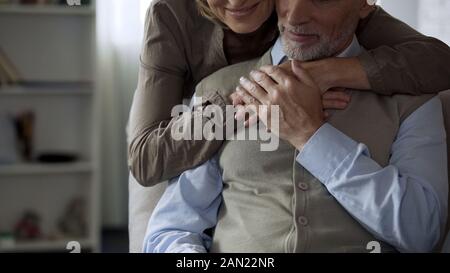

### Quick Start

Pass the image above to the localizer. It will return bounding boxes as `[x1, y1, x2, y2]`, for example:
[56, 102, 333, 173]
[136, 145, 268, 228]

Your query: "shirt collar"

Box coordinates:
[271, 35, 361, 65]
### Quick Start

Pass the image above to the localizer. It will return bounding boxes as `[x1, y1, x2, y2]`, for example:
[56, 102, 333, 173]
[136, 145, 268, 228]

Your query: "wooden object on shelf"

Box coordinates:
[0, 63, 8, 87]
[0, 47, 20, 84]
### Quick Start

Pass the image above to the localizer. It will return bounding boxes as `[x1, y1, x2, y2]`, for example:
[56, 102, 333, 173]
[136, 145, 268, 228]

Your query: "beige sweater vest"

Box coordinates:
[195, 50, 433, 253]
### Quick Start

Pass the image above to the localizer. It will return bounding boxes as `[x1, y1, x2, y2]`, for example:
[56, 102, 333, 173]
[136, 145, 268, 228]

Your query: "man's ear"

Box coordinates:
[359, 0, 376, 19]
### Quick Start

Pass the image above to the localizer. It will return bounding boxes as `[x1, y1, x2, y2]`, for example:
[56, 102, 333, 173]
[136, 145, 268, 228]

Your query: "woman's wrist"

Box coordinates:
[332, 57, 371, 91]
[301, 57, 370, 92]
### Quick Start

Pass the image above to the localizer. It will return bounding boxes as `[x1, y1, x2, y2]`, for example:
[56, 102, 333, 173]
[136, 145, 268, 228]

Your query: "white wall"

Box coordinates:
[380, 0, 450, 45]
[379, 0, 419, 29]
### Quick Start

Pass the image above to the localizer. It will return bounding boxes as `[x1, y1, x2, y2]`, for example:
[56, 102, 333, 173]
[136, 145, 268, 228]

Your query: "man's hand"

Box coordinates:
[231, 61, 351, 127]
[235, 60, 326, 150]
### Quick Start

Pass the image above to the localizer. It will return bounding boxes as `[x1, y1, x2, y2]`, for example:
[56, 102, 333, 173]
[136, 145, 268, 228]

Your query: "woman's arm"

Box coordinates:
[128, 2, 224, 187]
[357, 6, 450, 95]
[303, 6, 450, 95]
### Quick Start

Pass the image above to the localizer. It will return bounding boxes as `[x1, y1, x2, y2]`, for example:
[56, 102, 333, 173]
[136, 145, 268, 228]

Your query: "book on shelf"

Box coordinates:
[0, 47, 20, 86]
[0, 64, 8, 87]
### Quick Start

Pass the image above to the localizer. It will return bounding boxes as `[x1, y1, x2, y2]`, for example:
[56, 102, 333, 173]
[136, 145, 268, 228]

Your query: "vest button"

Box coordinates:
[298, 183, 309, 191]
[298, 216, 309, 226]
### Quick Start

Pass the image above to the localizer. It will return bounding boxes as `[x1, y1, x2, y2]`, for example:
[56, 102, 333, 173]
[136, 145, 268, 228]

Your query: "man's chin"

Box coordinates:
[284, 45, 324, 62]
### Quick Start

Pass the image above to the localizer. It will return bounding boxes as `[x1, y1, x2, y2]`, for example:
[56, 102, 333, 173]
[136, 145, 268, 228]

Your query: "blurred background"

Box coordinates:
[0, 0, 449, 253]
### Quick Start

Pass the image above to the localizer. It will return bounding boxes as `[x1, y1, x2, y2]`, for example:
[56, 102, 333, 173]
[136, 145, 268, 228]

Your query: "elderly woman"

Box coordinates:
[128, 0, 450, 187]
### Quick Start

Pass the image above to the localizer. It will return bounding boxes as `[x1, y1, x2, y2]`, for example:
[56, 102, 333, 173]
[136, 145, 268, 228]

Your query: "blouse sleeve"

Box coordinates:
[356, 7, 450, 95]
[127, 2, 225, 187]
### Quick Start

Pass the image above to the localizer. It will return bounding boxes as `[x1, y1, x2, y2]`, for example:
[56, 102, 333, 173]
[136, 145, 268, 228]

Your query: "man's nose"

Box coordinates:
[286, 0, 313, 26]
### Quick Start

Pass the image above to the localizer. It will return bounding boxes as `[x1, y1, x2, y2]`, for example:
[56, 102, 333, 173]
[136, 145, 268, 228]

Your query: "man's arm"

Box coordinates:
[298, 97, 448, 253]
[143, 158, 223, 253]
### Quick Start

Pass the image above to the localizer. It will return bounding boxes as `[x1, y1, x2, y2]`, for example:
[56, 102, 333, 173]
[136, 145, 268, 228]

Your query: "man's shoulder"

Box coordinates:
[392, 94, 437, 123]
[195, 52, 272, 99]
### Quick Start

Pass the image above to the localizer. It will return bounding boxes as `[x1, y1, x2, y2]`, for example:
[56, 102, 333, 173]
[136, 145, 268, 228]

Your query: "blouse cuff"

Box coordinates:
[358, 50, 388, 95]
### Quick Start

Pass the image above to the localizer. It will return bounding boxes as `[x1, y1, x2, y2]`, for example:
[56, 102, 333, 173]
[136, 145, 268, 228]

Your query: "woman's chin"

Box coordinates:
[226, 20, 265, 34]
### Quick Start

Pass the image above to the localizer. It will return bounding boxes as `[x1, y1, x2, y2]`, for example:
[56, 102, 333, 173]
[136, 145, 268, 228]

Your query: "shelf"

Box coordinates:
[0, 5, 95, 16]
[0, 83, 93, 96]
[0, 162, 94, 176]
[0, 238, 92, 253]
[0, 0, 101, 256]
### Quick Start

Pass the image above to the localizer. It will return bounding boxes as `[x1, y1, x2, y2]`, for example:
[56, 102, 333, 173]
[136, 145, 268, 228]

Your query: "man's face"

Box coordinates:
[276, 0, 371, 61]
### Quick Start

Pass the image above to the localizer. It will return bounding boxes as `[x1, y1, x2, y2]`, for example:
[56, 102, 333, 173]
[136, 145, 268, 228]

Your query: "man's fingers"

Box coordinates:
[291, 60, 316, 88]
[245, 114, 258, 128]
[259, 65, 291, 86]
[235, 104, 247, 121]
[239, 76, 270, 104]
[236, 85, 260, 106]
[249, 70, 278, 97]
[230, 92, 244, 106]
[235, 104, 259, 126]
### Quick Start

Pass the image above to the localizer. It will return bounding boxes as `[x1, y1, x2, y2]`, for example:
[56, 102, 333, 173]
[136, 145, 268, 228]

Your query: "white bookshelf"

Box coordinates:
[0, 83, 93, 96]
[0, 238, 92, 253]
[0, 162, 93, 176]
[0, 5, 95, 16]
[0, 1, 100, 253]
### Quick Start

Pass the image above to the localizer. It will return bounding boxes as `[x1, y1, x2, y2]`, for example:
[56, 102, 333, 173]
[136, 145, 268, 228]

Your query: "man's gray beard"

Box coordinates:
[279, 24, 356, 62]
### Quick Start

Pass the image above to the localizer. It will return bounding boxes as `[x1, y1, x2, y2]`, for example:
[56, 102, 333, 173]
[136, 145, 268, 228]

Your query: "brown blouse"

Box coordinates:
[128, 0, 450, 187]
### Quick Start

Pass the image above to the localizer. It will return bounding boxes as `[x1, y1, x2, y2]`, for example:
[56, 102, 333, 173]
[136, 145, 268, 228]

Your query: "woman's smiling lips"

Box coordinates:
[225, 2, 259, 19]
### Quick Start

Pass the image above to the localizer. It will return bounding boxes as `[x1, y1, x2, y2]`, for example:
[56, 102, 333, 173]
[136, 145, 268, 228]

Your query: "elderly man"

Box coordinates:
[143, 0, 448, 253]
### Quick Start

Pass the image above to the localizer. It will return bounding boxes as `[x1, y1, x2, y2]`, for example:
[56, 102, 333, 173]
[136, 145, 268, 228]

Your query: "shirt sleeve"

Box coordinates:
[127, 2, 226, 187]
[297, 97, 448, 253]
[142, 157, 223, 253]
[356, 7, 450, 95]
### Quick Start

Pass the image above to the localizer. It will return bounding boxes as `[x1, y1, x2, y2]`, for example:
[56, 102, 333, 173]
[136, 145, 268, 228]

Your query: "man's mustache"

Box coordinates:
[279, 23, 320, 36]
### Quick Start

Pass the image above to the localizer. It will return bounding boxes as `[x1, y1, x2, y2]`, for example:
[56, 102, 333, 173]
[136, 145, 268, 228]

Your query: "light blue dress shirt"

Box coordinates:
[143, 37, 448, 253]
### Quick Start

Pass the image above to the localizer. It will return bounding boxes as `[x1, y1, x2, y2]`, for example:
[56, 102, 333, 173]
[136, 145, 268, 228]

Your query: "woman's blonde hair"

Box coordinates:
[196, 0, 228, 27]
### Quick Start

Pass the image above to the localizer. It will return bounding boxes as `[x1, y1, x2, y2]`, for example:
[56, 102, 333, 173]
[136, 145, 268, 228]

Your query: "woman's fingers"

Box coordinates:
[230, 92, 244, 106]
[322, 89, 351, 110]
[322, 90, 351, 102]
[322, 99, 349, 110]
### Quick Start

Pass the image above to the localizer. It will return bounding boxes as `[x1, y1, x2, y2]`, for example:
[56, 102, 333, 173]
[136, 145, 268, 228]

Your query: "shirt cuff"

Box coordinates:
[170, 246, 208, 253]
[296, 123, 358, 185]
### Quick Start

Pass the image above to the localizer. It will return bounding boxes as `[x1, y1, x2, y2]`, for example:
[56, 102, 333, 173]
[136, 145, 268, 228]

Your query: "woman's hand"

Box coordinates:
[300, 57, 371, 93]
